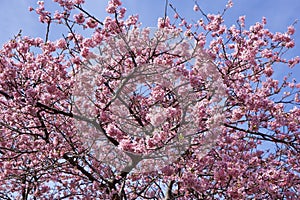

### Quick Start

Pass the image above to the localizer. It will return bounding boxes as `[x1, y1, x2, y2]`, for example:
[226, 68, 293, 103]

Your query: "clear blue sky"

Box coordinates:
[0, 0, 299, 78]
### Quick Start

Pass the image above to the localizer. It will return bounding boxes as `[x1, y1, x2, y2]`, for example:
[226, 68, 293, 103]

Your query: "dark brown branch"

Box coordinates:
[164, 180, 175, 200]
[223, 123, 298, 149]
[0, 90, 13, 99]
[62, 153, 97, 182]
[45, 18, 51, 43]
[37, 110, 50, 143]
[36, 102, 120, 146]
[74, 5, 103, 25]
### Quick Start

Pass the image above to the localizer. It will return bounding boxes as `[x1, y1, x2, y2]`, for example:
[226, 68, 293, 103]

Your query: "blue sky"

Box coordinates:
[1, 1, 299, 42]
[0, 0, 299, 78]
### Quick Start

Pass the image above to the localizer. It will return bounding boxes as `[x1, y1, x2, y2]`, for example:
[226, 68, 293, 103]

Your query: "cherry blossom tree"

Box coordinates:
[0, 0, 299, 199]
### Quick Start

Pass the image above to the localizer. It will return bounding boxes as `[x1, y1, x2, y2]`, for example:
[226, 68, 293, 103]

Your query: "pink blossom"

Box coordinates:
[106, 4, 116, 14]
[193, 5, 199, 12]
[119, 7, 126, 19]
[82, 38, 95, 48]
[73, 0, 85, 4]
[106, 0, 122, 14]
[86, 18, 98, 28]
[73, 13, 85, 24]
[67, 33, 74, 40]
[80, 47, 90, 57]
[262, 16, 267, 25]
[288, 56, 300, 67]
[264, 65, 274, 77]
[285, 40, 295, 48]
[261, 49, 273, 58]
[55, 38, 67, 49]
[239, 15, 246, 27]
[54, 11, 64, 21]
[287, 25, 295, 35]
[92, 31, 103, 44]
[226, 0, 233, 8]
[158, 17, 172, 28]
[125, 15, 138, 26]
